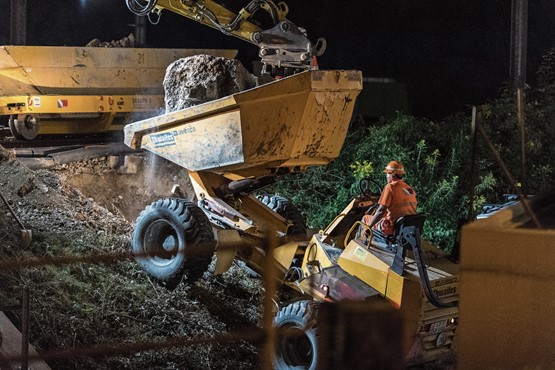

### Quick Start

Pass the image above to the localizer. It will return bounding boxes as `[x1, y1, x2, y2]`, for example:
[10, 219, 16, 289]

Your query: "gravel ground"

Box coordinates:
[0, 146, 265, 369]
[0, 55, 267, 369]
[0, 146, 456, 369]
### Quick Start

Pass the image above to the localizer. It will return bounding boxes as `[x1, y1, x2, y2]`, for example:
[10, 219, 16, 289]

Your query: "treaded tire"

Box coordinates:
[132, 198, 215, 289]
[256, 194, 307, 235]
[273, 300, 319, 370]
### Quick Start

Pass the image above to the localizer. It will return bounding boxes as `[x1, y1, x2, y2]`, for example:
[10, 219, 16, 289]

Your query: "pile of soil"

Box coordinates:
[163, 54, 259, 112]
[55, 152, 194, 223]
[0, 146, 264, 369]
[85, 33, 136, 48]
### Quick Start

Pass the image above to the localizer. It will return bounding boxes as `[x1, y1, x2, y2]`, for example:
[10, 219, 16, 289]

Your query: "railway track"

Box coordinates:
[0, 127, 124, 148]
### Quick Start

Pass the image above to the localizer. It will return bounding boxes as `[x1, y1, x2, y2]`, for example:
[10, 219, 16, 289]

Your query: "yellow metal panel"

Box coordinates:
[385, 270, 405, 306]
[36, 114, 118, 135]
[459, 209, 555, 369]
[239, 195, 289, 236]
[272, 241, 301, 272]
[214, 229, 241, 275]
[301, 239, 336, 277]
[124, 96, 238, 149]
[321, 199, 356, 241]
[153, 0, 261, 44]
[153, 0, 261, 43]
[0, 46, 238, 95]
[338, 241, 390, 294]
[141, 109, 244, 171]
[459, 271, 554, 369]
[1, 95, 163, 115]
[462, 226, 554, 278]
[397, 278, 424, 330]
[237, 71, 362, 167]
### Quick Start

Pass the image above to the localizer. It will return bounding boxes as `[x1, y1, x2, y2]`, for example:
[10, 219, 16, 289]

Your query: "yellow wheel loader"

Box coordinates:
[123, 0, 460, 367]
[124, 69, 459, 366]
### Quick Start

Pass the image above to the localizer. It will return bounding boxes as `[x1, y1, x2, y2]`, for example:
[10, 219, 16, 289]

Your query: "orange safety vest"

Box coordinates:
[375, 179, 417, 235]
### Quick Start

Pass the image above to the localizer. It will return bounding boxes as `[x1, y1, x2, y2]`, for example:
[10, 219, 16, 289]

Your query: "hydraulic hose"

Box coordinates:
[126, 0, 157, 16]
[211, 0, 282, 33]
[400, 228, 457, 308]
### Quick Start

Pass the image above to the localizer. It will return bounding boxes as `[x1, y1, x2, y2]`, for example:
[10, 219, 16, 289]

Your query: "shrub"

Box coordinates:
[267, 48, 555, 251]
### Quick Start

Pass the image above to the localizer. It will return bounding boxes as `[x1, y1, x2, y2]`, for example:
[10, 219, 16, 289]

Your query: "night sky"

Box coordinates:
[1, 0, 553, 119]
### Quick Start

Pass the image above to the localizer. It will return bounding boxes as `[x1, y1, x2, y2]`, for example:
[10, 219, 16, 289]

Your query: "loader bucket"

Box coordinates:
[124, 70, 362, 177]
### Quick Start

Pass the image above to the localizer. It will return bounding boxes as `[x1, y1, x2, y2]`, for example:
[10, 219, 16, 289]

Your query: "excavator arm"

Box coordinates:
[126, 0, 326, 71]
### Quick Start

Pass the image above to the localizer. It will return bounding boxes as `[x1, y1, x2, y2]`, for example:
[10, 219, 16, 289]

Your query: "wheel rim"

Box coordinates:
[143, 219, 181, 266]
[12, 114, 40, 140]
[277, 324, 314, 367]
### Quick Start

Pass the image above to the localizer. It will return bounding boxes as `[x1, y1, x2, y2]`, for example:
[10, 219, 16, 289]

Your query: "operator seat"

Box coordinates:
[370, 213, 426, 252]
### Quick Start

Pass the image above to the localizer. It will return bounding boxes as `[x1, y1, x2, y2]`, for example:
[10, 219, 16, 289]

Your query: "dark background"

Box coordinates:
[0, 0, 553, 119]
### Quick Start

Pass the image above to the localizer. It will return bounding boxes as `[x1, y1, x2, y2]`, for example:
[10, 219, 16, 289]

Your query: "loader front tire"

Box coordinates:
[256, 194, 307, 236]
[132, 198, 215, 289]
[273, 300, 319, 370]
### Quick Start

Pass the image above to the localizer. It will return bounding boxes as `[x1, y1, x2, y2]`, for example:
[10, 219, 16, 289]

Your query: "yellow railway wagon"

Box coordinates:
[0, 46, 236, 139]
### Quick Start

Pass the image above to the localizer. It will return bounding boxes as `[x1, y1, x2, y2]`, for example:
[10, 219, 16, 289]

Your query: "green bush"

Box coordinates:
[268, 48, 555, 251]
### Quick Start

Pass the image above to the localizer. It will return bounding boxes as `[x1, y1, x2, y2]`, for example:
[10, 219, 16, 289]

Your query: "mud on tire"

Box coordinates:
[273, 300, 320, 370]
[256, 194, 307, 236]
[132, 198, 216, 289]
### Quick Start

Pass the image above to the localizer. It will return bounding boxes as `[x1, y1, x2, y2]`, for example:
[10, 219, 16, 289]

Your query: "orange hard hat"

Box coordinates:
[383, 161, 406, 175]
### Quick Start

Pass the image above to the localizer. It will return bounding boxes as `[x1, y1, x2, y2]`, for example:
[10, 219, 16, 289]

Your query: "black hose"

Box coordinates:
[259, 0, 280, 24]
[400, 229, 457, 308]
[226, 0, 276, 32]
[126, 0, 157, 16]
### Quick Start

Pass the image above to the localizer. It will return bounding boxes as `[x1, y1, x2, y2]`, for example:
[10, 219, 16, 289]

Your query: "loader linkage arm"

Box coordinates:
[126, 0, 326, 72]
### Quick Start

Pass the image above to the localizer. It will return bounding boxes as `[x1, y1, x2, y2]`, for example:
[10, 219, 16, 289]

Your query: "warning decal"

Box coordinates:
[57, 99, 68, 108]
[353, 246, 368, 262]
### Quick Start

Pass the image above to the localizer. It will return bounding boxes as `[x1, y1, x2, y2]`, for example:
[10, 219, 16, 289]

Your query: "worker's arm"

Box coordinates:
[367, 204, 388, 228]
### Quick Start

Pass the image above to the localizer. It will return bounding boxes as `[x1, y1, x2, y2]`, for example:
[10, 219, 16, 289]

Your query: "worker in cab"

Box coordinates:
[363, 161, 418, 236]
